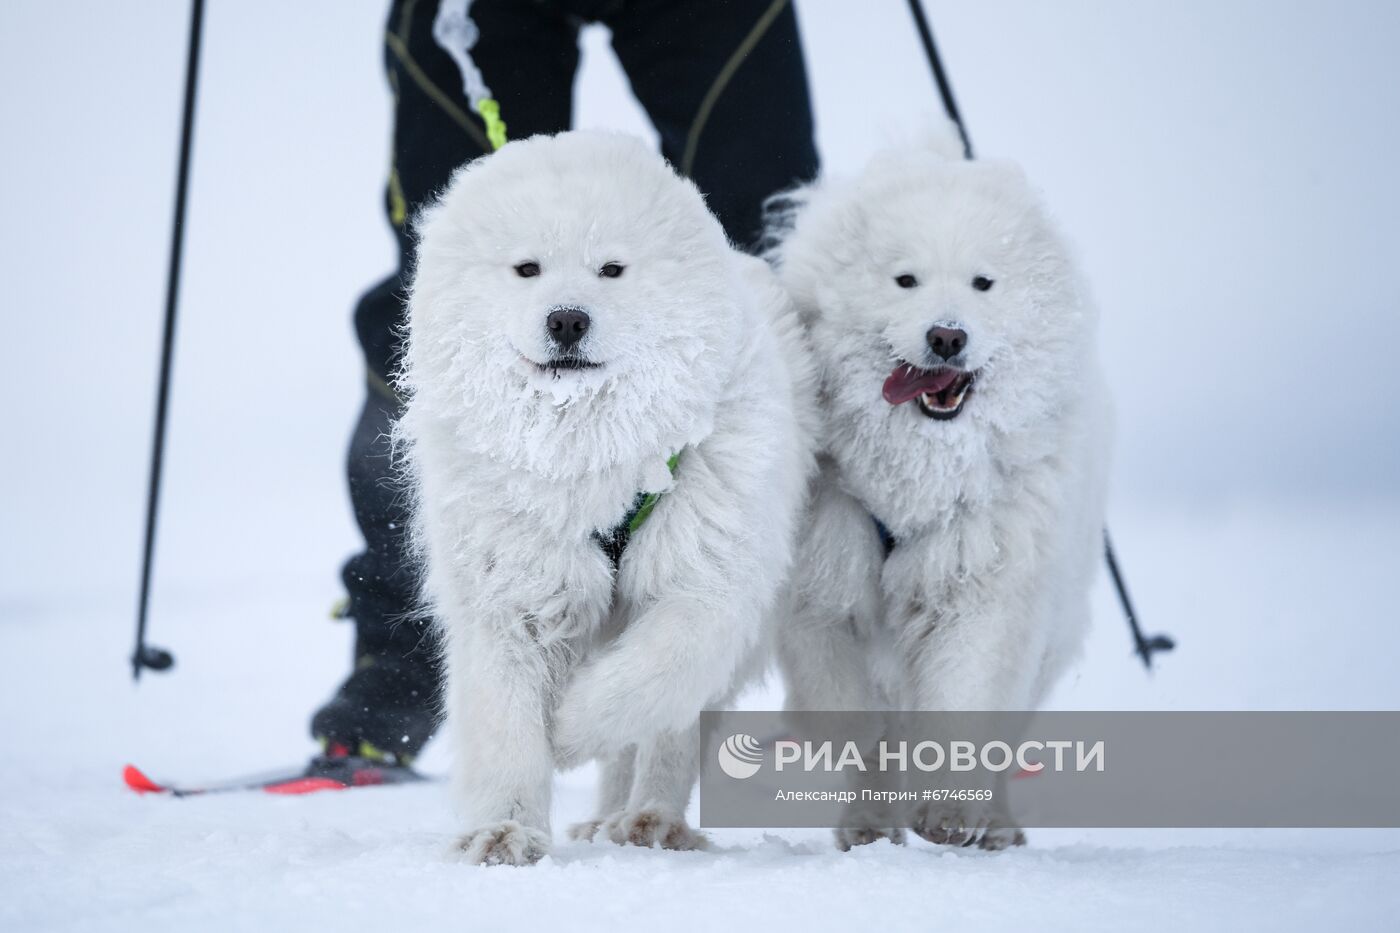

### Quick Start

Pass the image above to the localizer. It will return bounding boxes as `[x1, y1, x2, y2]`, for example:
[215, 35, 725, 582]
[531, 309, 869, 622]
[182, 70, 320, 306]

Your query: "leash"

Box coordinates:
[433, 0, 508, 150]
[902, 0, 1174, 670]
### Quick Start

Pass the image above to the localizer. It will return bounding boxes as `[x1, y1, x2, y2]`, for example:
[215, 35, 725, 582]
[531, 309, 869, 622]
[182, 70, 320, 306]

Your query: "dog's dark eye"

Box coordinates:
[895, 274, 918, 289]
[514, 262, 540, 278]
[972, 275, 994, 292]
[599, 262, 625, 279]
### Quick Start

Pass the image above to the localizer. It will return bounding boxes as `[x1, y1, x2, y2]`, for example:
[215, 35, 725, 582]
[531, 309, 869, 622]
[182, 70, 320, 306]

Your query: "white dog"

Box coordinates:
[398, 131, 815, 865]
[770, 133, 1111, 849]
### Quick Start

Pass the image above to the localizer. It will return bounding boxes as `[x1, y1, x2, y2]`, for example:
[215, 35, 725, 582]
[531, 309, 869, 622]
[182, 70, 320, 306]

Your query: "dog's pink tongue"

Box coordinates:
[882, 364, 960, 406]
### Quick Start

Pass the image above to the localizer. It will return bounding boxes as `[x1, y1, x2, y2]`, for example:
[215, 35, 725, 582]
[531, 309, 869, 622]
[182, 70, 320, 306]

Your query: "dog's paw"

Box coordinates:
[977, 823, 1027, 851]
[567, 819, 605, 843]
[834, 826, 907, 851]
[458, 820, 550, 866]
[911, 801, 1023, 851]
[604, 809, 708, 851]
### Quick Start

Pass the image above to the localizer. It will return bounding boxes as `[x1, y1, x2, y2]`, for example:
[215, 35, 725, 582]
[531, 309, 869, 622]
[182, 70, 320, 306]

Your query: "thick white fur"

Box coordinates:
[398, 132, 816, 865]
[771, 133, 1111, 845]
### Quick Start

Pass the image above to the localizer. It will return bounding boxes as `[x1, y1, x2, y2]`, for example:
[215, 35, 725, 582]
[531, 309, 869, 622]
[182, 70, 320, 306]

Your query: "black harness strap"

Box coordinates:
[594, 488, 652, 568]
[872, 514, 897, 560]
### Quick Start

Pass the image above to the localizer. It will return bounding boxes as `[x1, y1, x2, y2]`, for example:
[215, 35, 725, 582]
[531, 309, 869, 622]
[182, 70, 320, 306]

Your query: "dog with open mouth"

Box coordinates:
[398, 131, 816, 865]
[767, 130, 1111, 851]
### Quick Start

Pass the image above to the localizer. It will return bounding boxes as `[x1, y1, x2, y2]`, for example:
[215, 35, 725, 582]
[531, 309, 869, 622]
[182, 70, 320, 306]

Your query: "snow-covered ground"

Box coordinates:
[3, 1, 1399, 930]
[5, 502, 1400, 932]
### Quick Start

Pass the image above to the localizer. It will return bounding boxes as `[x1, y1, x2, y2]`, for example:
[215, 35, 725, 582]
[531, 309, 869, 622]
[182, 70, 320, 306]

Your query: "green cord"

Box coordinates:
[476, 98, 507, 151]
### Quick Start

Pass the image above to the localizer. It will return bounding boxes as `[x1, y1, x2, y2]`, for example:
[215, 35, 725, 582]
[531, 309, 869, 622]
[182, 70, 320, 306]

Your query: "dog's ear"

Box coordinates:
[917, 120, 967, 162]
[972, 157, 1031, 189]
[758, 184, 834, 329]
[757, 185, 811, 263]
[968, 158, 1052, 235]
[760, 177, 871, 330]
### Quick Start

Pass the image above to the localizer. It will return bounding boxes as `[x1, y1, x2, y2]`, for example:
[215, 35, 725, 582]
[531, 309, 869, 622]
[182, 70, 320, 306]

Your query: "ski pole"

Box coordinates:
[903, 0, 1174, 670]
[1103, 529, 1174, 669]
[132, 0, 206, 680]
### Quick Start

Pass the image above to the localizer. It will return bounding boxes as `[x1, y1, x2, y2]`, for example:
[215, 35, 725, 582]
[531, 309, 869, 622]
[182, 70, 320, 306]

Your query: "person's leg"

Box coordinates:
[313, 0, 581, 762]
[606, 0, 819, 252]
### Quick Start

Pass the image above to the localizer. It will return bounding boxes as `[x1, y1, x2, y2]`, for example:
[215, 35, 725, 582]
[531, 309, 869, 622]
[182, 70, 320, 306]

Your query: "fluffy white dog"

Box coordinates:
[770, 133, 1111, 849]
[398, 131, 814, 865]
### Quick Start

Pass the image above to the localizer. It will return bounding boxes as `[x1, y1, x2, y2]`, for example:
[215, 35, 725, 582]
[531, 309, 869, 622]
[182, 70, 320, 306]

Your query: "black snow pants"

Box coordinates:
[328, 0, 819, 752]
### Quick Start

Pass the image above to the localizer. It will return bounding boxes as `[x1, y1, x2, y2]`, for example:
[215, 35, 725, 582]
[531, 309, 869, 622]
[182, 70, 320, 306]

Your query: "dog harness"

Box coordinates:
[872, 515, 897, 559]
[595, 453, 682, 567]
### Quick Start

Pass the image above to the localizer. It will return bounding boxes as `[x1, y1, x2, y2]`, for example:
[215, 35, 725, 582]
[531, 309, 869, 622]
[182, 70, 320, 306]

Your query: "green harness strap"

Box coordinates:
[626, 452, 682, 533]
[596, 453, 681, 566]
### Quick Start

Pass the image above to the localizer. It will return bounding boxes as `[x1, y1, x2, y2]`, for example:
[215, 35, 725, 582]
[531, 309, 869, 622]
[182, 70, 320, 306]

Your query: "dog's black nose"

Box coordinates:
[546, 308, 590, 349]
[926, 325, 967, 361]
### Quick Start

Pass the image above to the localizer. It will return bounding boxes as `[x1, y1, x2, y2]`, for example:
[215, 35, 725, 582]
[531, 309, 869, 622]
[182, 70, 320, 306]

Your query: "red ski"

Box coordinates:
[123, 754, 430, 797]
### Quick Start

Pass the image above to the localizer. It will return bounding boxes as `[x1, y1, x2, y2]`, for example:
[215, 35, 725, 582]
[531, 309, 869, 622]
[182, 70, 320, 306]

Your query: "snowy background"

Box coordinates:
[2, 1, 1398, 930]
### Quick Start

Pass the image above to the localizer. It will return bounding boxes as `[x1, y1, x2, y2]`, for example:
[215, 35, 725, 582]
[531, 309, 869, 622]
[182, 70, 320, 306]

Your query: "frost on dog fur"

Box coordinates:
[396, 132, 815, 865]
[769, 130, 1111, 849]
